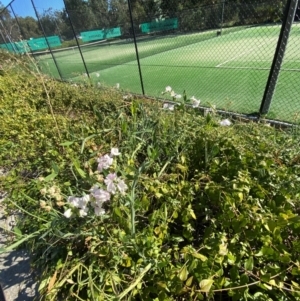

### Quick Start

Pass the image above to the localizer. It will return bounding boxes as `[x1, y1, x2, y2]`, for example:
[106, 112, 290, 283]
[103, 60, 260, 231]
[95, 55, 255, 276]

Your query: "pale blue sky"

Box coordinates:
[1, 0, 64, 17]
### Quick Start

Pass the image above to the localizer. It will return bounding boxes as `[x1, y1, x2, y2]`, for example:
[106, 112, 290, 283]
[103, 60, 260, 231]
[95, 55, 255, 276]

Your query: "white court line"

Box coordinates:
[280, 68, 300, 71]
[217, 66, 300, 71]
[215, 42, 268, 68]
[219, 66, 269, 70]
[283, 60, 300, 63]
[258, 59, 300, 63]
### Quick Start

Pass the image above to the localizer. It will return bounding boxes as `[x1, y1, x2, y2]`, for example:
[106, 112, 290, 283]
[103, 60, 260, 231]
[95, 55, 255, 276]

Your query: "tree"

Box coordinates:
[17, 16, 42, 39]
[39, 8, 62, 36]
[52, 10, 73, 40]
[64, 0, 99, 31]
[88, 0, 110, 28]
[0, 3, 22, 42]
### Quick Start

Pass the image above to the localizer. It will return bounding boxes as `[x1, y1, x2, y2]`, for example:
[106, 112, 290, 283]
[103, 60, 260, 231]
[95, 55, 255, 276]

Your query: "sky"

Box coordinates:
[1, 0, 64, 17]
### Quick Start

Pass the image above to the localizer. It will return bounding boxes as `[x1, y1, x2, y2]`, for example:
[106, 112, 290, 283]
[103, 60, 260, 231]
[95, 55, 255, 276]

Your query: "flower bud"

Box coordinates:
[40, 200, 46, 208]
[44, 206, 52, 212]
[40, 188, 47, 195]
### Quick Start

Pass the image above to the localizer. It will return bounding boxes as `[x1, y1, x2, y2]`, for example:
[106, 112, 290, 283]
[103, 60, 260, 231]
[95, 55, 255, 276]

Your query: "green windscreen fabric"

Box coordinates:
[81, 27, 121, 42]
[0, 41, 29, 53]
[0, 43, 13, 52]
[140, 18, 178, 33]
[28, 36, 61, 51]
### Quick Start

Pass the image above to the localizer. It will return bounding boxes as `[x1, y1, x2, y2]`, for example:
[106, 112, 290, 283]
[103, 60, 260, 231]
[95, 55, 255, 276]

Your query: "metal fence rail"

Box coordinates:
[0, 0, 299, 123]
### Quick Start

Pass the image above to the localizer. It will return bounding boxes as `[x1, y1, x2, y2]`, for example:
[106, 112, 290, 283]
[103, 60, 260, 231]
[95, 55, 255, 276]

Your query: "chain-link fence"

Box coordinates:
[0, 0, 299, 123]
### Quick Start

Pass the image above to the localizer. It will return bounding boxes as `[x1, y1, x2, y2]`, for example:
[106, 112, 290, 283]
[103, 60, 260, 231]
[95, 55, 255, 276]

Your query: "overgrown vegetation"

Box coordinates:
[1, 51, 300, 301]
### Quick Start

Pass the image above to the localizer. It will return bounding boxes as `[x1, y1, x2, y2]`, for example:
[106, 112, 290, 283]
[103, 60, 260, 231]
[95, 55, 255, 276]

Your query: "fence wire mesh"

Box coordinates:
[129, 0, 287, 116]
[0, 0, 300, 123]
[65, 1, 143, 92]
[270, 1, 300, 122]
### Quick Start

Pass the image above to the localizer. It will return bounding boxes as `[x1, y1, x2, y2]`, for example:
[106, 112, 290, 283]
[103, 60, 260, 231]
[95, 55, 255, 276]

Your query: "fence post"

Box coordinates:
[220, 1, 225, 34]
[0, 20, 11, 52]
[0, 17, 18, 53]
[10, 4, 35, 55]
[0, 4, 16, 53]
[260, 0, 298, 115]
[62, 0, 90, 79]
[127, 0, 145, 95]
[30, 0, 63, 80]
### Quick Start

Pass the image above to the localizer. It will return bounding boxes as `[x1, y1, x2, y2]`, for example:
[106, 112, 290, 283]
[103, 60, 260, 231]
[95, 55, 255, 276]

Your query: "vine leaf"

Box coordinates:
[199, 279, 214, 292]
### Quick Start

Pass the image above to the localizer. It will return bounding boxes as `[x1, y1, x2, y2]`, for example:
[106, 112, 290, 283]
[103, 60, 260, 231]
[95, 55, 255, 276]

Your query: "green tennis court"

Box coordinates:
[35, 24, 300, 122]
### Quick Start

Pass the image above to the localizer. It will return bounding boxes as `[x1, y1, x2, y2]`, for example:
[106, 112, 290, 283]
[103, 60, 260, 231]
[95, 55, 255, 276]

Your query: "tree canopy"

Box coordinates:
[0, 0, 287, 42]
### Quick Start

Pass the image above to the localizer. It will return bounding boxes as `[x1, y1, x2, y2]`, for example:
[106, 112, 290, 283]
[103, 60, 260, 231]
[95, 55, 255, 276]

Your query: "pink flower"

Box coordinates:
[97, 154, 113, 172]
[117, 179, 128, 195]
[104, 173, 117, 194]
[90, 186, 111, 203]
[94, 206, 106, 216]
[104, 173, 128, 195]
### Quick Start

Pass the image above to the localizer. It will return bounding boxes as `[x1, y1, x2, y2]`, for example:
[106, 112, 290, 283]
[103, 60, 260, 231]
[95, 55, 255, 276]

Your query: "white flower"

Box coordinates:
[97, 154, 113, 172]
[170, 90, 181, 99]
[83, 73, 88, 77]
[219, 119, 232, 126]
[110, 148, 120, 156]
[165, 86, 172, 92]
[89, 185, 99, 195]
[64, 208, 72, 218]
[90, 189, 108, 216]
[191, 96, 200, 108]
[117, 179, 128, 195]
[67, 195, 89, 209]
[104, 173, 117, 194]
[95, 72, 100, 77]
[90, 204, 102, 215]
[94, 206, 106, 216]
[78, 195, 90, 208]
[123, 94, 132, 100]
[79, 207, 89, 217]
[97, 82, 101, 87]
[116, 83, 120, 89]
[68, 196, 80, 207]
[163, 103, 175, 111]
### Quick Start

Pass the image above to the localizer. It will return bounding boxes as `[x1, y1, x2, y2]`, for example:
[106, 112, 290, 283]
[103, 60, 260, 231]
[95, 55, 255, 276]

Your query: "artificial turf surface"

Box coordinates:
[35, 24, 300, 122]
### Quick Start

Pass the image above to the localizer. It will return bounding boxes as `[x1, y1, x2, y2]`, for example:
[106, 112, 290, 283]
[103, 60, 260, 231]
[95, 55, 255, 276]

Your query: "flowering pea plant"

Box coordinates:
[63, 147, 127, 218]
[162, 86, 200, 110]
[161, 86, 232, 126]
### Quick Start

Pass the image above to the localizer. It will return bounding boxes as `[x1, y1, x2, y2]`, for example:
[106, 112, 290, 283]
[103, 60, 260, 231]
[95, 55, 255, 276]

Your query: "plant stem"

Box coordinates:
[130, 179, 137, 237]
[25, 51, 62, 142]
